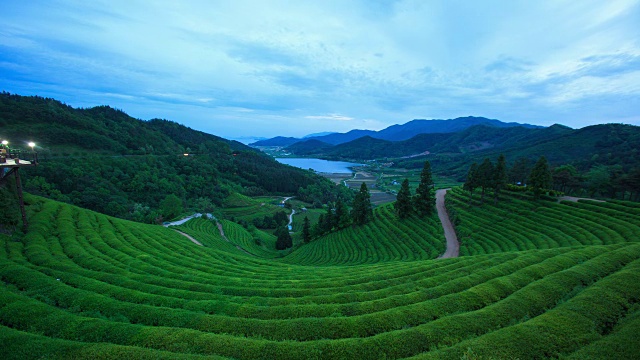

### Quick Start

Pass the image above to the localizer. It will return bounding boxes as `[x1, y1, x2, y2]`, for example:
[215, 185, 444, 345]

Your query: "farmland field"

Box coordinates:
[1, 193, 639, 359]
[445, 187, 640, 256]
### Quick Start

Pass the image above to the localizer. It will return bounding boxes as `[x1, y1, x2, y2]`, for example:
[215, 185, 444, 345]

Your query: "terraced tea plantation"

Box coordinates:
[445, 187, 640, 256]
[283, 204, 445, 265]
[1, 193, 640, 359]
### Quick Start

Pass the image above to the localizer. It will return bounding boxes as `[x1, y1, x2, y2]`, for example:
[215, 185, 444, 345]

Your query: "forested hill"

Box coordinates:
[0, 92, 248, 154]
[0, 92, 336, 223]
[288, 121, 640, 177]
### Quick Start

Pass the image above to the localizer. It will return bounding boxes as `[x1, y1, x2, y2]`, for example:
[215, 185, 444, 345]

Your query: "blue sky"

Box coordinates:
[1, 0, 639, 140]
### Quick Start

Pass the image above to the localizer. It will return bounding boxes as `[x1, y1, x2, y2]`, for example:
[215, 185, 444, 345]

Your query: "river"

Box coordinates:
[275, 158, 363, 174]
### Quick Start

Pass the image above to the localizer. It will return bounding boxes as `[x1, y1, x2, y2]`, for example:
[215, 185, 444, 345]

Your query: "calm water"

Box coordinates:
[275, 158, 363, 173]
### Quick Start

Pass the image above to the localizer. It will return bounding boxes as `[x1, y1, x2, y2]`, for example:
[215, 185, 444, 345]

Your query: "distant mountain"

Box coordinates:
[308, 129, 379, 145]
[285, 139, 333, 155]
[319, 136, 394, 159]
[303, 132, 336, 138]
[375, 116, 541, 141]
[251, 136, 300, 147]
[298, 133, 451, 160]
[251, 116, 541, 147]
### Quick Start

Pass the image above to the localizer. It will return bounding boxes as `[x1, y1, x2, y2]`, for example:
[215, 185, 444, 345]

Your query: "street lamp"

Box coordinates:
[1, 140, 7, 146]
[28, 142, 37, 164]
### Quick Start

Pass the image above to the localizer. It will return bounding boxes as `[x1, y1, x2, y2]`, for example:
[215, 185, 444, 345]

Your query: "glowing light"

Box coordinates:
[1, 140, 7, 145]
[28, 142, 35, 148]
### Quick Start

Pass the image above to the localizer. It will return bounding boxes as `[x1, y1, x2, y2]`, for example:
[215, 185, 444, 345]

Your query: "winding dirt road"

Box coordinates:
[436, 189, 459, 259]
[173, 230, 203, 246]
[282, 197, 295, 231]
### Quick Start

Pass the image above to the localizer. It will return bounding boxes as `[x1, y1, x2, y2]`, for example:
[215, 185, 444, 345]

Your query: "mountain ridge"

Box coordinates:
[251, 116, 543, 146]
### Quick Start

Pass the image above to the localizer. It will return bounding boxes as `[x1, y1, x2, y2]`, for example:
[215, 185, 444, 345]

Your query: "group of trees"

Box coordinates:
[251, 211, 288, 229]
[463, 154, 509, 203]
[275, 226, 293, 250]
[464, 154, 553, 201]
[311, 183, 373, 238]
[394, 161, 435, 219]
[463, 153, 640, 202]
[296, 180, 354, 208]
[550, 164, 640, 200]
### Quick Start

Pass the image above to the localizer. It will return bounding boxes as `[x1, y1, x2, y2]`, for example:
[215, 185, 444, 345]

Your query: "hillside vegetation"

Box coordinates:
[0, 93, 338, 222]
[1, 194, 639, 359]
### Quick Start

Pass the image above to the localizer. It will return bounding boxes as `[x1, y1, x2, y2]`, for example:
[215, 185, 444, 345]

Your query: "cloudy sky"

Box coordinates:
[1, 0, 639, 140]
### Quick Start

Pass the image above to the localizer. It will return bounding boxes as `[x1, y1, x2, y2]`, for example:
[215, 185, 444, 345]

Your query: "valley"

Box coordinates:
[1, 93, 640, 359]
[2, 3, 639, 358]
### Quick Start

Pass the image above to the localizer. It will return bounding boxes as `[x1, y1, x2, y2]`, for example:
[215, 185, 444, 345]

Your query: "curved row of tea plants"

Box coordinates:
[446, 187, 640, 256]
[172, 217, 279, 258]
[1, 195, 639, 359]
[220, 219, 280, 258]
[283, 204, 446, 265]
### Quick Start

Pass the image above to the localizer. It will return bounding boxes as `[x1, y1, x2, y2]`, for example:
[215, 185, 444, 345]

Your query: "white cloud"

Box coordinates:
[305, 114, 354, 121]
[0, 0, 639, 137]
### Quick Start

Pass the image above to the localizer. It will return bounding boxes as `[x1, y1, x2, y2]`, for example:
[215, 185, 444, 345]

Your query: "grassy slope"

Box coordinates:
[445, 187, 640, 256]
[0, 194, 639, 359]
[283, 204, 446, 265]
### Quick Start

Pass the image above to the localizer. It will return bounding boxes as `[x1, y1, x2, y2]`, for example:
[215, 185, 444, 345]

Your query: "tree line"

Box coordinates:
[465, 154, 640, 202]
[307, 182, 374, 241]
[394, 160, 436, 219]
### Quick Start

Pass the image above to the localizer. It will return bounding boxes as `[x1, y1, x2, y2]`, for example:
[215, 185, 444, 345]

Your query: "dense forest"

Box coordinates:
[0, 92, 342, 223]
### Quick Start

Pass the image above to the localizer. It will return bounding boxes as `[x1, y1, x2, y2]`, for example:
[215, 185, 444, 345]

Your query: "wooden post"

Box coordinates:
[14, 168, 28, 230]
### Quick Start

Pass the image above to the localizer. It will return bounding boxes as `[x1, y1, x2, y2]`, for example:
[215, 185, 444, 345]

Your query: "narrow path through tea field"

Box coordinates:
[217, 221, 255, 256]
[173, 230, 203, 246]
[436, 188, 459, 258]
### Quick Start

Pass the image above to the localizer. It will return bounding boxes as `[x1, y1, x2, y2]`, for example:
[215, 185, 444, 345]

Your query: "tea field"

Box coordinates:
[445, 187, 640, 256]
[1, 193, 639, 359]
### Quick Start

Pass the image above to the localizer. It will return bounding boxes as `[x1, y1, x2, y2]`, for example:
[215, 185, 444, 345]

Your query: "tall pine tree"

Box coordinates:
[414, 160, 435, 216]
[321, 206, 334, 233]
[477, 158, 494, 204]
[509, 157, 530, 185]
[335, 199, 351, 229]
[529, 156, 553, 199]
[275, 226, 293, 250]
[493, 154, 508, 204]
[302, 216, 311, 243]
[463, 162, 479, 204]
[352, 182, 373, 225]
[395, 178, 412, 219]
